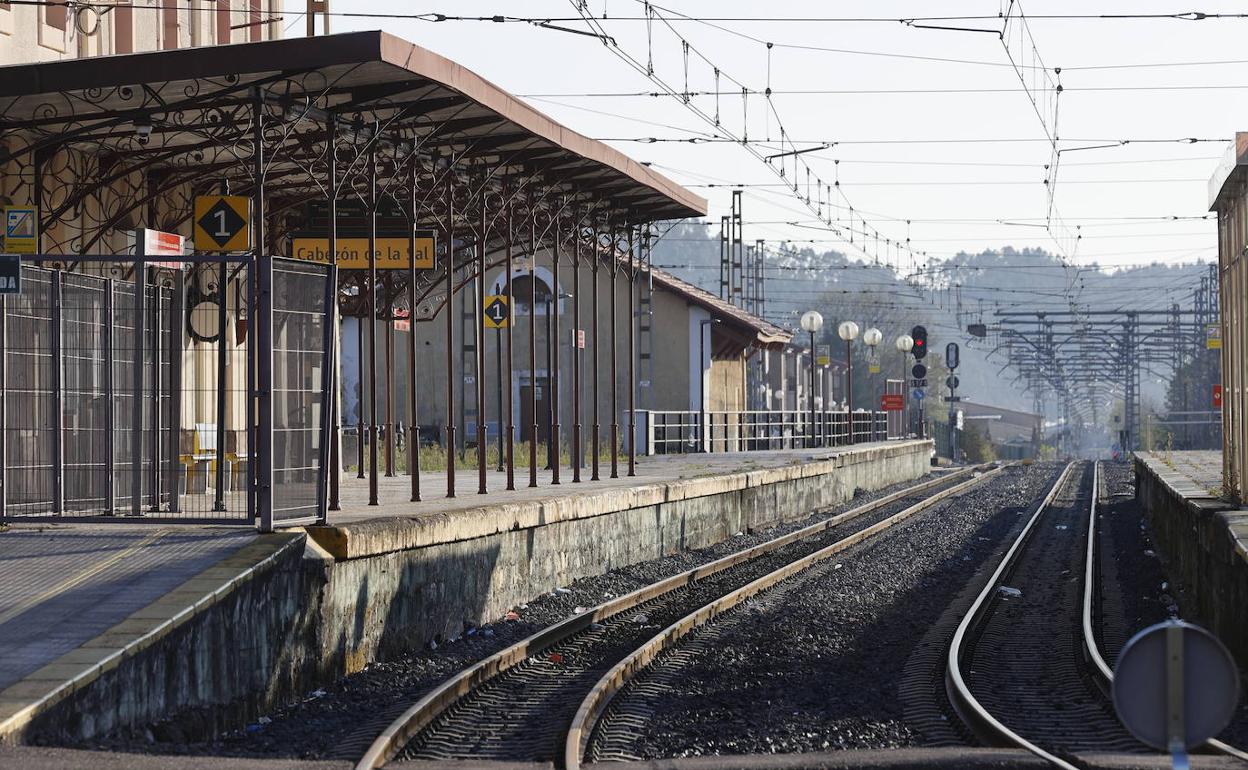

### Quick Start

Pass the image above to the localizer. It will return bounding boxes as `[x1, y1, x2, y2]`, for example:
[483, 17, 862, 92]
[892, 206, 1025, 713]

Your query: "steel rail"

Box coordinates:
[1081, 461, 1248, 763]
[355, 465, 986, 769]
[945, 461, 1080, 770]
[563, 463, 1012, 770]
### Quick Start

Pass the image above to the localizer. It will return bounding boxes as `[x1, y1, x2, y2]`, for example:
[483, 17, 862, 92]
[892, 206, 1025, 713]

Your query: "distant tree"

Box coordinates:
[961, 423, 996, 463]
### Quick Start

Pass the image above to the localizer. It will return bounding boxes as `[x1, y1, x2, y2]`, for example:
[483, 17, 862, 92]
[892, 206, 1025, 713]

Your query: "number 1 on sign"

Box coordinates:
[213, 210, 231, 239]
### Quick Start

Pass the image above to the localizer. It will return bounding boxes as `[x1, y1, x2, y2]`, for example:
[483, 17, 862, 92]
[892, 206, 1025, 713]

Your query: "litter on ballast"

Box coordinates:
[505, 611, 521, 621]
[554, 587, 572, 595]
[573, 606, 587, 614]
[308, 689, 327, 699]
[998, 586, 1023, 598]
[632, 613, 650, 624]
[548, 652, 564, 664]
[1055, 525, 1069, 530]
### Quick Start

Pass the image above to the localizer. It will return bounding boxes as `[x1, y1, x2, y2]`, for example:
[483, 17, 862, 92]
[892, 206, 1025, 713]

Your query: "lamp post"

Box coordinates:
[895, 333, 914, 437]
[863, 327, 882, 440]
[799, 311, 823, 447]
[837, 321, 860, 444]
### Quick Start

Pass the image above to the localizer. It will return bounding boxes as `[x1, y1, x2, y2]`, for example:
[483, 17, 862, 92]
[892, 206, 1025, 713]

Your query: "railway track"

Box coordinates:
[356, 464, 1009, 769]
[947, 460, 1248, 767]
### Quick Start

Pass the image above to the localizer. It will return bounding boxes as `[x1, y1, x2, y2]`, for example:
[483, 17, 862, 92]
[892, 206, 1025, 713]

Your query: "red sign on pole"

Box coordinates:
[1214, 383, 1223, 410]
[881, 393, 905, 412]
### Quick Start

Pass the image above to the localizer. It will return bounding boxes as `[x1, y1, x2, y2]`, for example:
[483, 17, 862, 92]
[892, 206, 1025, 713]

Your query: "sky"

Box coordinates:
[276, 1, 1245, 274]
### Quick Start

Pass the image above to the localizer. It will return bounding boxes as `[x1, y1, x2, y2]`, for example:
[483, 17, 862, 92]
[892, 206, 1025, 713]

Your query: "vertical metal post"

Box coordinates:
[609, 228, 619, 479]
[131, 263, 145, 516]
[0, 294, 5, 520]
[591, 225, 600, 481]
[846, 337, 854, 444]
[50, 272, 63, 513]
[627, 227, 637, 477]
[356, 317, 365, 478]
[408, 159, 421, 502]
[572, 218, 582, 482]
[527, 203, 538, 488]
[504, 191, 516, 490]
[168, 271, 184, 513]
[477, 187, 488, 494]
[367, 128, 380, 505]
[213, 261, 228, 510]
[253, 89, 273, 530]
[103, 281, 114, 512]
[808, 334, 817, 448]
[444, 172, 457, 498]
[149, 279, 162, 510]
[496, 327, 504, 473]
[327, 117, 342, 511]
[384, 316, 395, 476]
[316, 265, 338, 523]
[550, 215, 562, 484]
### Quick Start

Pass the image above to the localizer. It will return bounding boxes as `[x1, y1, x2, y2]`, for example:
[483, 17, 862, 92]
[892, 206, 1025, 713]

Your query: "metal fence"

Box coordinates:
[638, 409, 892, 455]
[0, 264, 201, 520]
[0, 257, 335, 530]
[268, 258, 336, 526]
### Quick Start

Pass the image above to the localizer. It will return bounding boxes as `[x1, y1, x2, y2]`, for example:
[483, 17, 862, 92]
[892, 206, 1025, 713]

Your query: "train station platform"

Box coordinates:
[0, 439, 932, 749]
[1134, 450, 1248, 667]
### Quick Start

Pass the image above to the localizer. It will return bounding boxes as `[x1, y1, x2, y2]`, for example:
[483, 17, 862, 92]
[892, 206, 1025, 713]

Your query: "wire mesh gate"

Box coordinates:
[0, 257, 336, 530]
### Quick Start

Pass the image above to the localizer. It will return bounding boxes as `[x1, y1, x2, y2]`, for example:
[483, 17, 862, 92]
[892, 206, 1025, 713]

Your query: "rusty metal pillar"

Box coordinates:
[476, 184, 488, 494]
[609, 226, 619, 479]
[504, 187, 516, 491]
[366, 128, 380, 505]
[627, 226, 637, 477]
[444, 171, 457, 499]
[590, 224, 601, 481]
[408, 158, 421, 502]
[571, 217, 582, 482]
[527, 199, 539, 488]
[550, 214, 562, 485]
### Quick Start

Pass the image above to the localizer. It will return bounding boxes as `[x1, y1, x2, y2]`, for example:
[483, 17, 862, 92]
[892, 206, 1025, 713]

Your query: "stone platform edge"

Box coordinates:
[1134, 453, 1248, 667]
[0, 532, 302, 745]
[307, 440, 931, 561]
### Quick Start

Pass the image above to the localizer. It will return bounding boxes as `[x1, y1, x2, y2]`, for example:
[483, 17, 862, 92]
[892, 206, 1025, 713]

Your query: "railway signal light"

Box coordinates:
[911, 325, 927, 359]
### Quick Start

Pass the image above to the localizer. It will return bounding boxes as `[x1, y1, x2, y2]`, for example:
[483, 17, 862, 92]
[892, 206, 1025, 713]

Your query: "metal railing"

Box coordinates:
[637, 409, 892, 455]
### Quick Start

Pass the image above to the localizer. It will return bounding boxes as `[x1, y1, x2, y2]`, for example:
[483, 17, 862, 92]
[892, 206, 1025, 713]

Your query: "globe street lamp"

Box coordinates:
[863, 327, 882, 440]
[837, 321, 859, 443]
[895, 334, 914, 437]
[799, 310, 824, 447]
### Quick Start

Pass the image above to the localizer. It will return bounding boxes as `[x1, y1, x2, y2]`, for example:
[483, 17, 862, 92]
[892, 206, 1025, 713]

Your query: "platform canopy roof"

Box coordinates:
[0, 30, 706, 257]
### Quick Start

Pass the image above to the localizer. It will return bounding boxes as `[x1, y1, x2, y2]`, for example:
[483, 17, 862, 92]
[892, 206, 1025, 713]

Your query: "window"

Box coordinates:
[248, 0, 260, 41]
[216, 0, 231, 44]
[114, 3, 133, 53]
[46, 2, 66, 31]
[507, 275, 554, 313]
[162, 0, 178, 49]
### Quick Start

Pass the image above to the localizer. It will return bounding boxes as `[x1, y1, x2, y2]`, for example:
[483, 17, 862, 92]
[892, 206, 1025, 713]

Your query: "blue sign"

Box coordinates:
[911, 388, 926, 401]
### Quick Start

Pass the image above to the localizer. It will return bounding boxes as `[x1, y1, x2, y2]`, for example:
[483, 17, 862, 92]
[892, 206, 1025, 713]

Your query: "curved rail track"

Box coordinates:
[949, 460, 1248, 767]
[357, 464, 1009, 769]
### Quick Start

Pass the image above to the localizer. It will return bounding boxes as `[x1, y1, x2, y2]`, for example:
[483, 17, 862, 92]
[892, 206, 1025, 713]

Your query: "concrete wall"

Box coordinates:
[18, 440, 931, 744]
[1135, 455, 1248, 667]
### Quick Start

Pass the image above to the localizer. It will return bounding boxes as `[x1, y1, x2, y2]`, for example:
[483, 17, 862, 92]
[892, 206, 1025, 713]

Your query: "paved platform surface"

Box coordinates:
[0, 525, 256, 692]
[333, 441, 911, 525]
[1137, 449, 1224, 499]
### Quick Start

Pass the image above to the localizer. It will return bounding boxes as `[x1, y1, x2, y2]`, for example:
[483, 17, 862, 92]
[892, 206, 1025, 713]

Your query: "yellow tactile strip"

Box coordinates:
[0, 531, 303, 744]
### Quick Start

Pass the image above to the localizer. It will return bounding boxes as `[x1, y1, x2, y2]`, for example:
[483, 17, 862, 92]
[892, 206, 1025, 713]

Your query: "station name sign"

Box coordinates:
[291, 233, 436, 270]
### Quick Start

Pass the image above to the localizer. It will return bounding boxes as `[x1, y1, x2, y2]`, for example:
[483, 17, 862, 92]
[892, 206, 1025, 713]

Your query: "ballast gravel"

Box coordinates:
[591, 462, 1061, 759]
[73, 470, 953, 759]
